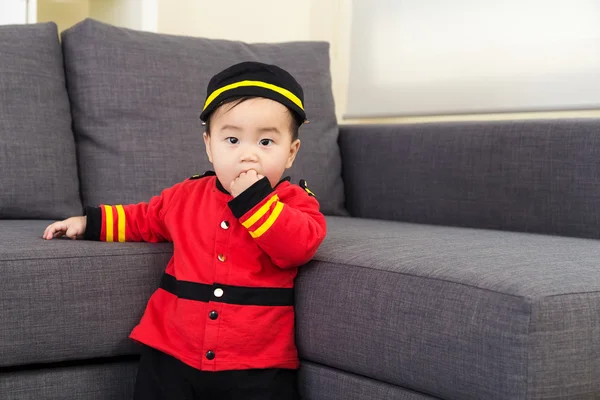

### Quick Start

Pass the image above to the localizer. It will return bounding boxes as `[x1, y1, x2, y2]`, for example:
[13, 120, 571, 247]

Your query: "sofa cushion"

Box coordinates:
[299, 361, 437, 400]
[339, 120, 600, 240]
[0, 23, 82, 219]
[4, 218, 599, 399]
[296, 216, 600, 400]
[0, 359, 138, 400]
[61, 19, 345, 216]
[0, 220, 171, 367]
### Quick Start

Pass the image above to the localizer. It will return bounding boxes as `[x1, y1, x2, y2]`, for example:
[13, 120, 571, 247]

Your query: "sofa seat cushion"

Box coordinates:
[296, 216, 600, 400]
[0, 358, 139, 400]
[0, 220, 171, 367]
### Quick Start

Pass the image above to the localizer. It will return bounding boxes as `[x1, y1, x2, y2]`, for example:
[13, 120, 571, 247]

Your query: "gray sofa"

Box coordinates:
[1, 20, 599, 400]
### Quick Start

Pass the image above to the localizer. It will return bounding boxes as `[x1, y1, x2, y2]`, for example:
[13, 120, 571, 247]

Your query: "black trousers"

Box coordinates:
[133, 345, 300, 400]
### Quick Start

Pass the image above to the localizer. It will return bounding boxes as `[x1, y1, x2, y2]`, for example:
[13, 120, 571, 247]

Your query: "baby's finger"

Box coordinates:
[44, 226, 56, 240]
[43, 223, 55, 237]
[49, 227, 62, 240]
[46, 222, 65, 240]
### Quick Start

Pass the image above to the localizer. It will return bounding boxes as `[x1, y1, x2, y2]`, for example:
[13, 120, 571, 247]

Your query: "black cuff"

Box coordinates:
[228, 177, 274, 219]
[84, 206, 102, 241]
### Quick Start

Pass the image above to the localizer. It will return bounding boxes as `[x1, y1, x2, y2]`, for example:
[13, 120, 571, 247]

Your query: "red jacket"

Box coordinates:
[84, 172, 326, 371]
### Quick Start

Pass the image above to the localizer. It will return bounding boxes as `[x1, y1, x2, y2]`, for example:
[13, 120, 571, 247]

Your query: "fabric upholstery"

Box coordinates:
[0, 359, 138, 400]
[0, 220, 171, 367]
[295, 216, 600, 400]
[339, 120, 600, 239]
[0, 22, 81, 219]
[299, 361, 439, 400]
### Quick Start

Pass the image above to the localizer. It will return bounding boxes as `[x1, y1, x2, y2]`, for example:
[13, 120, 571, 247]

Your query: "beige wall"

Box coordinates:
[89, 0, 143, 31]
[36, 0, 89, 33]
[36, 0, 149, 33]
[343, 109, 600, 125]
[156, 1, 600, 124]
[307, 0, 352, 124]
[35, 0, 600, 123]
[157, 0, 311, 42]
[156, 0, 352, 122]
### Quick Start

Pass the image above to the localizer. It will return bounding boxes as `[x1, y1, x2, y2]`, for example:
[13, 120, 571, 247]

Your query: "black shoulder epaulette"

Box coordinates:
[275, 176, 291, 187]
[299, 179, 315, 197]
[189, 171, 216, 180]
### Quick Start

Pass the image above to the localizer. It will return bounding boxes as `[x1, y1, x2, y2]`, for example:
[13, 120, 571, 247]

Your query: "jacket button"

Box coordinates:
[218, 254, 226, 262]
[221, 221, 230, 229]
[206, 350, 215, 360]
[214, 288, 224, 298]
[209, 310, 218, 320]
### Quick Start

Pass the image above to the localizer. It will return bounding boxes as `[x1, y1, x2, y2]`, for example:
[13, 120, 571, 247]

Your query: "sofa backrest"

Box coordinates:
[61, 19, 346, 216]
[0, 22, 82, 219]
[340, 119, 600, 240]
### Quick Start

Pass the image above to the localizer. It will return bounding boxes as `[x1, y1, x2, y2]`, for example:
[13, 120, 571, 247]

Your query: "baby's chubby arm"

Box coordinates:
[43, 216, 87, 240]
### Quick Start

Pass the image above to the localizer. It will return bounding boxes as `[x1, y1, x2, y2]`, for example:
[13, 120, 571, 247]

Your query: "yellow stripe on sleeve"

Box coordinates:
[250, 201, 284, 238]
[242, 195, 279, 229]
[104, 205, 114, 242]
[116, 205, 126, 242]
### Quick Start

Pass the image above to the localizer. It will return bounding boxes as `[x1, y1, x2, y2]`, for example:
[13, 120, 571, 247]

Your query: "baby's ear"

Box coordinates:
[286, 139, 301, 169]
[203, 132, 213, 163]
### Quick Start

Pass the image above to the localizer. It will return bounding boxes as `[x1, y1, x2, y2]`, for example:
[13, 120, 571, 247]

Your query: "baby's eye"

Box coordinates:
[259, 139, 273, 146]
[226, 137, 239, 144]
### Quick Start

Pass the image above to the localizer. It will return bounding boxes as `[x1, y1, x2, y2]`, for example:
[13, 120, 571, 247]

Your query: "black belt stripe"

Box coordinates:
[159, 273, 294, 307]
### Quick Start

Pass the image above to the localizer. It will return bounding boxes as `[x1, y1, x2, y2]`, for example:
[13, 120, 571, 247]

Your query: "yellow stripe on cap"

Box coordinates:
[203, 80, 304, 111]
[104, 205, 114, 242]
[242, 195, 280, 229]
[116, 205, 126, 242]
[250, 201, 284, 238]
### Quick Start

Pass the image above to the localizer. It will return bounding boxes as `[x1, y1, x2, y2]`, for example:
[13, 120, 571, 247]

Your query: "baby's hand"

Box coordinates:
[230, 170, 265, 198]
[43, 216, 87, 240]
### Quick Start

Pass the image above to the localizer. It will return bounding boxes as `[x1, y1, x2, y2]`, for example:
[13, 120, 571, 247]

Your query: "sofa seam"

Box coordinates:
[300, 359, 441, 399]
[541, 290, 600, 298]
[311, 258, 531, 300]
[0, 251, 173, 263]
[0, 354, 139, 373]
[312, 258, 600, 299]
[526, 297, 533, 400]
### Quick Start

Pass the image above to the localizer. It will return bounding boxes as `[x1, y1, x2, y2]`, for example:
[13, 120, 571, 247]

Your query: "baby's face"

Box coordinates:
[203, 98, 300, 191]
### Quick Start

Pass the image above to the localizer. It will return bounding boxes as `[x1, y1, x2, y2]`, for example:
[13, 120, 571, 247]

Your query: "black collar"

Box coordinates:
[277, 176, 291, 186]
[216, 178, 229, 194]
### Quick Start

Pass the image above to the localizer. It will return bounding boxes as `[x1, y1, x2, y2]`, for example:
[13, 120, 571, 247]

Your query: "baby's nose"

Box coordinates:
[240, 148, 259, 162]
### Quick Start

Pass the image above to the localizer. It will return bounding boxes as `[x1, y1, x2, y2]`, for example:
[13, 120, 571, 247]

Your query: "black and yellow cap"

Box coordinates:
[199, 61, 307, 124]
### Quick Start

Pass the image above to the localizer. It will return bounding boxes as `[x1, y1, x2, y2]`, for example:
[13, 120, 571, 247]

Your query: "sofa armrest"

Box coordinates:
[338, 120, 600, 239]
